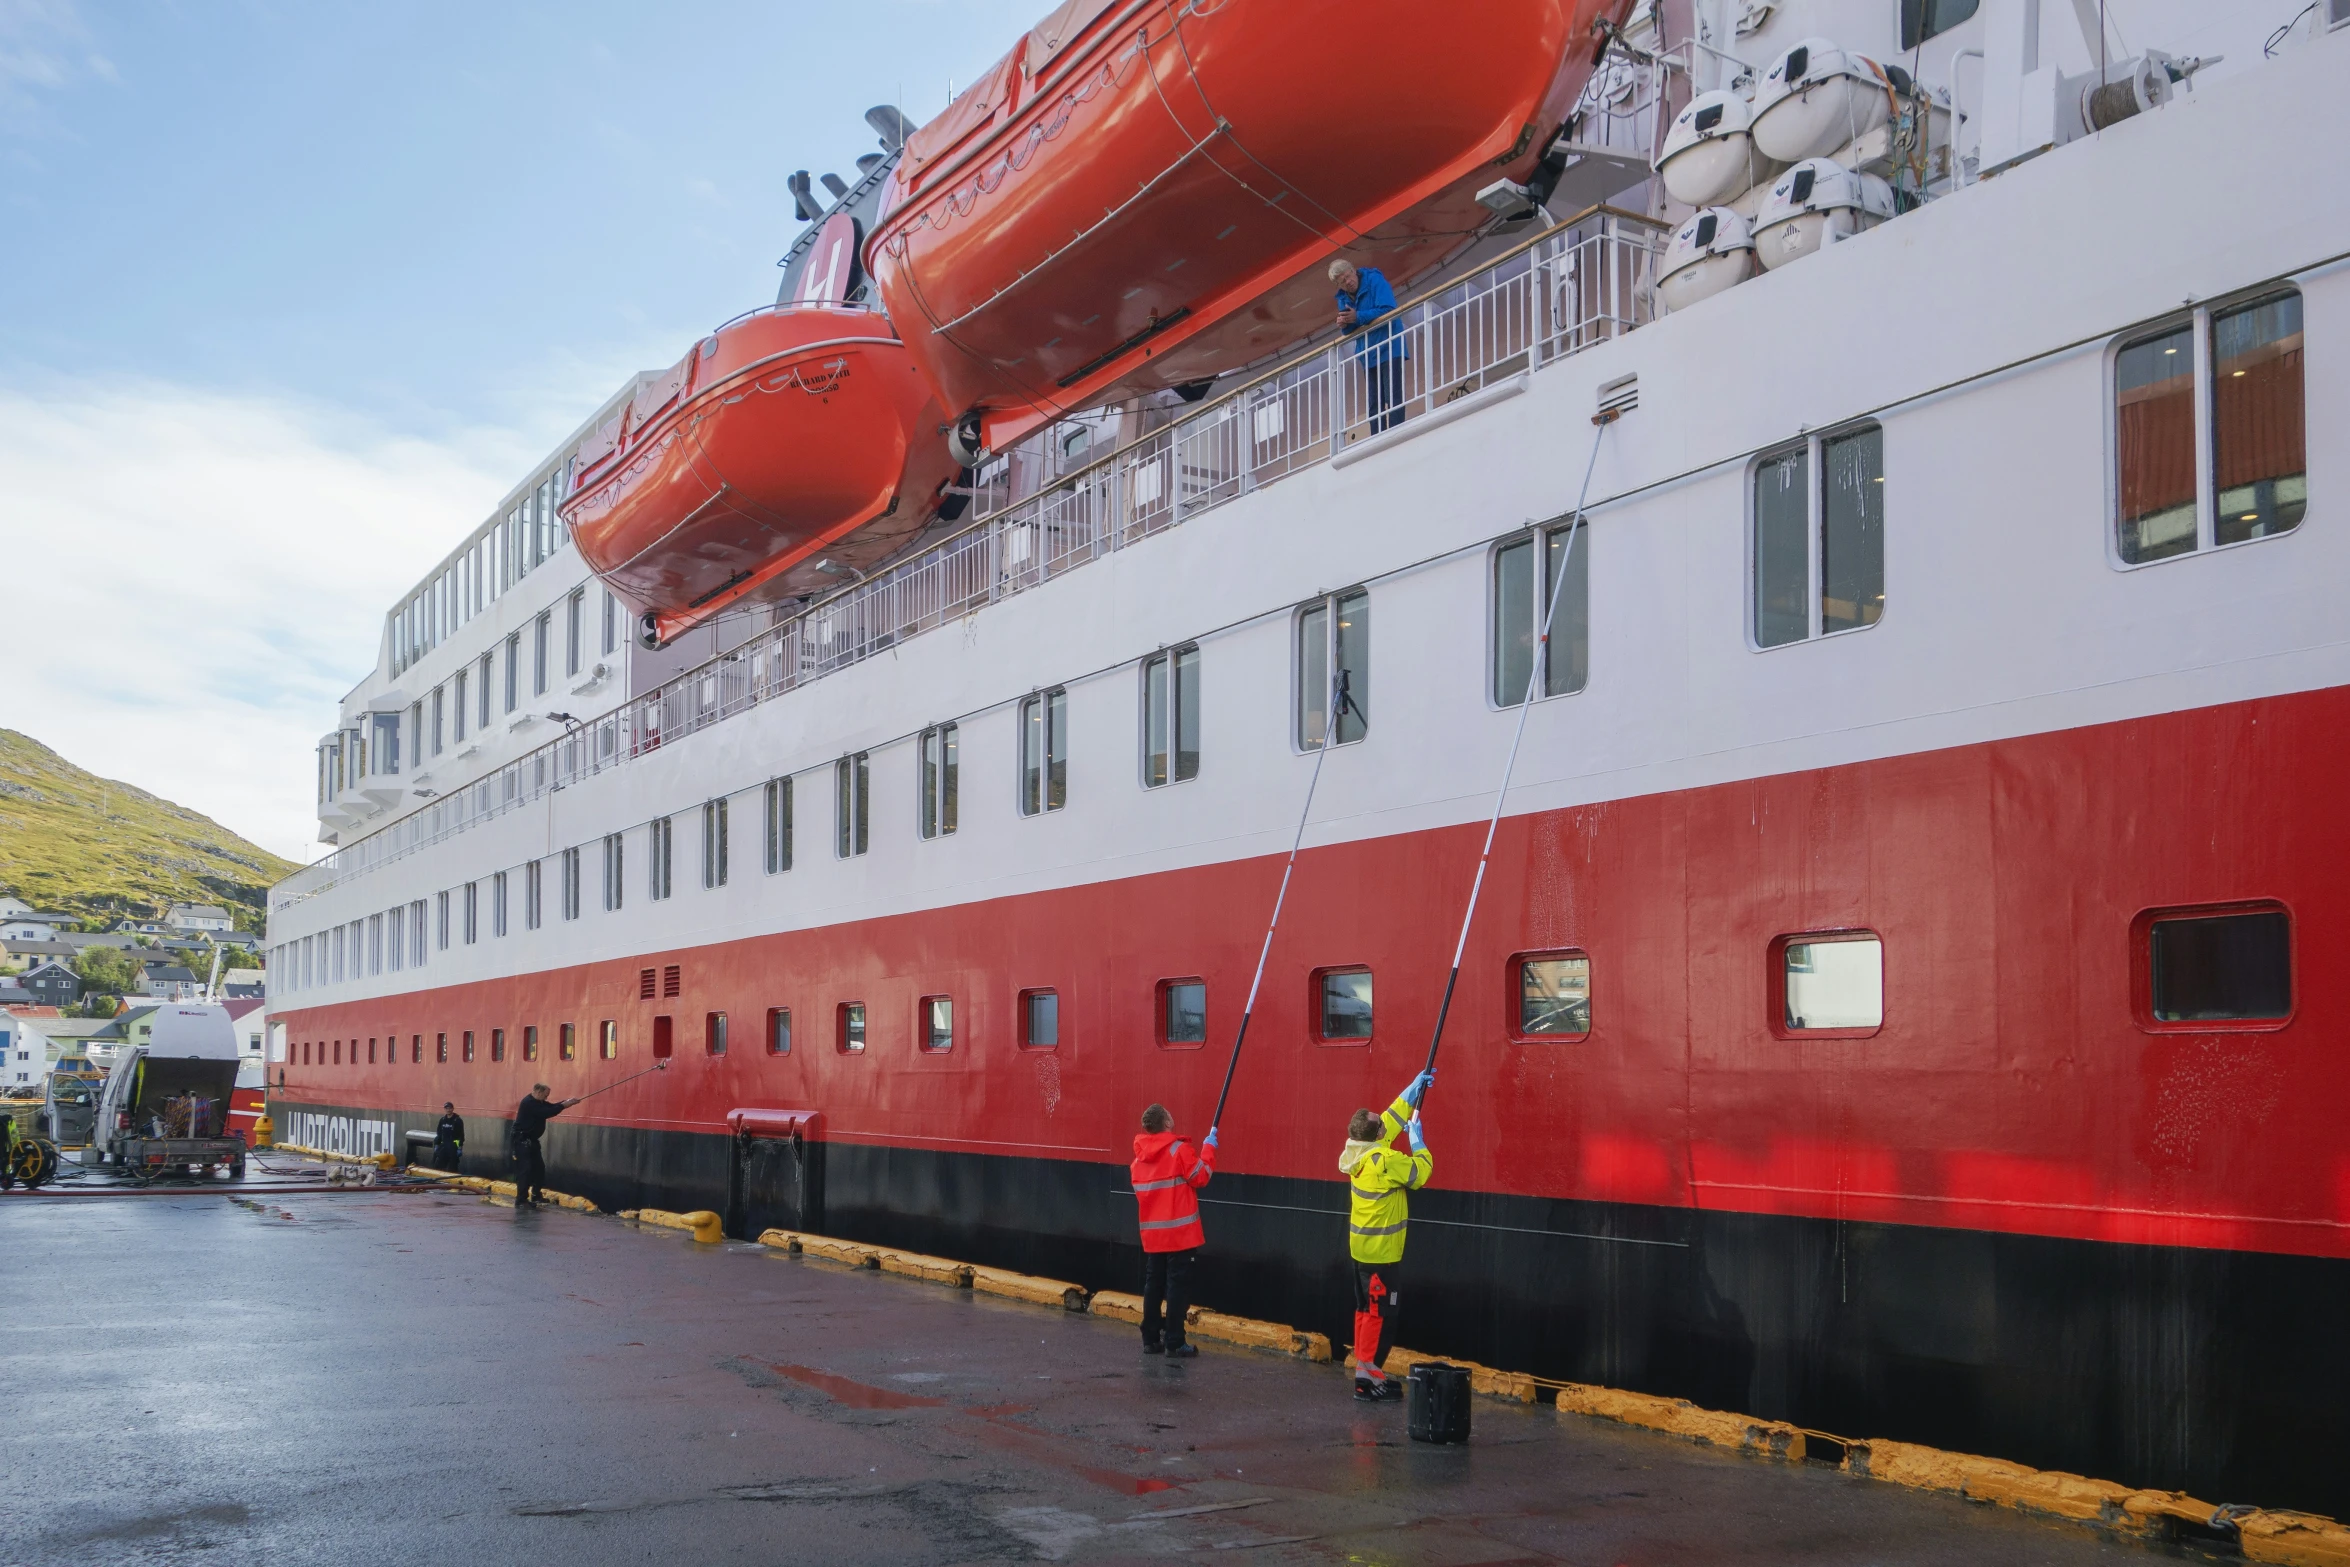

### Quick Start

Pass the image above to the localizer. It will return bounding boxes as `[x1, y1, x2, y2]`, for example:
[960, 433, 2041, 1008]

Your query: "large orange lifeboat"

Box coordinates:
[868, 0, 1636, 458]
[562, 200, 959, 647]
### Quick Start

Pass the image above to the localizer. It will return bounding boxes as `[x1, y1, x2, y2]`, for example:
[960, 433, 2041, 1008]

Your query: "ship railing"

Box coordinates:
[272, 206, 1664, 916]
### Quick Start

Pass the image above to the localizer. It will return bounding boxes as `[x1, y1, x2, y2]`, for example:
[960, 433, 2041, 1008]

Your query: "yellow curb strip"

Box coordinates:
[621, 1207, 723, 1243]
[2238, 1511, 2350, 1567]
[271, 1143, 395, 1169]
[1555, 1382, 1804, 1458]
[1086, 1296, 1329, 1362]
[877, 1250, 974, 1286]
[970, 1264, 1090, 1311]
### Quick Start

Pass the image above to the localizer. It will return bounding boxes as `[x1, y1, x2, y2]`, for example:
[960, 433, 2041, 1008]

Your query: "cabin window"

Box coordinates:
[602, 833, 625, 911]
[1316, 967, 1373, 1042]
[524, 861, 543, 931]
[561, 847, 581, 920]
[462, 1030, 476, 1063]
[766, 1008, 791, 1055]
[920, 724, 960, 838]
[1775, 933, 1883, 1035]
[2142, 904, 2292, 1026]
[533, 611, 550, 696]
[702, 797, 729, 888]
[477, 652, 493, 728]
[1900, 0, 1979, 48]
[523, 1025, 539, 1062]
[1492, 521, 1590, 706]
[411, 1035, 422, 1064]
[1752, 423, 1884, 647]
[559, 1022, 576, 1061]
[600, 589, 618, 656]
[836, 752, 870, 857]
[651, 1015, 673, 1060]
[436, 890, 450, 950]
[2115, 290, 2304, 564]
[1142, 646, 1200, 786]
[1297, 590, 1370, 749]
[565, 589, 585, 678]
[367, 1038, 376, 1065]
[1019, 689, 1068, 815]
[1020, 988, 1060, 1048]
[1160, 979, 1207, 1048]
[838, 1002, 867, 1054]
[462, 884, 478, 945]
[648, 817, 674, 902]
[490, 1028, 506, 1064]
[436, 1033, 448, 1063]
[920, 996, 953, 1052]
[765, 777, 794, 873]
[430, 686, 445, 756]
[492, 870, 508, 937]
[705, 1012, 727, 1056]
[1514, 951, 1592, 1038]
[453, 670, 468, 742]
[599, 1020, 618, 1060]
[504, 632, 521, 712]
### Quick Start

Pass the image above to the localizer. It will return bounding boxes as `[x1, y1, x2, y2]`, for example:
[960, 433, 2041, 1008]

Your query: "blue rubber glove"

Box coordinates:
[1405, 1116, 1426, 1153]
[1403, 1069, 1435, 1107]
[1203, 1127, 1219, 1151]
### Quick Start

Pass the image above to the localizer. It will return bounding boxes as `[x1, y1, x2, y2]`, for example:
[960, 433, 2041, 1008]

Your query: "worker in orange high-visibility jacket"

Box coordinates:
[1130, 1102, 1218, 1358]
[1339, 1069, 1434, 1401]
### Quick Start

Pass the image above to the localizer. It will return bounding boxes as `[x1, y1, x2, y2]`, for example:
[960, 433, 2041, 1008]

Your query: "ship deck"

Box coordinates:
[3, 1179, 2179, 1566]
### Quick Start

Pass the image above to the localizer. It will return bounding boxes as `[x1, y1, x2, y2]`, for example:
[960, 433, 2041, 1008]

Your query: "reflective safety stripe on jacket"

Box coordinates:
[1131, 1131, 1217, 1253]
[1346, 1095, 1431, 1264]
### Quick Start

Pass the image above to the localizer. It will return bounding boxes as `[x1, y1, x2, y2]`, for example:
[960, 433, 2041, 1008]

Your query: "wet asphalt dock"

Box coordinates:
[0, 1179, 2194, 1567]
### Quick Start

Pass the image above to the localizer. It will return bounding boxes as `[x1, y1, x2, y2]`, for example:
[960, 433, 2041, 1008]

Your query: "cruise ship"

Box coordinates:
[266, 0, 2348, 1517]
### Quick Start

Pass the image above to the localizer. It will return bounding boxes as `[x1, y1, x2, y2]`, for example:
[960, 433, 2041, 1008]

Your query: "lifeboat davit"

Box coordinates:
[562, 199, 959, 647]
[868, 0, 1638, 458]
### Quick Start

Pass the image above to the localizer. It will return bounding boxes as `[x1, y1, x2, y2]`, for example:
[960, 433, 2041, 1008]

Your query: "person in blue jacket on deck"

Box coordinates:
[1330, 258, 1407, 434]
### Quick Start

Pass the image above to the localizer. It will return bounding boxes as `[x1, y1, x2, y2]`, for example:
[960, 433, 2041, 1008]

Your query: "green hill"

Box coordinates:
[0, 729, 297, 933]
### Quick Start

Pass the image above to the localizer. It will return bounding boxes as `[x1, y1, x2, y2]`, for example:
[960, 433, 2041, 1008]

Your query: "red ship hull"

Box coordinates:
[561, 306, 956, 644]
[868, 0, 1636, 455]
[271, 686, 2350, 1515]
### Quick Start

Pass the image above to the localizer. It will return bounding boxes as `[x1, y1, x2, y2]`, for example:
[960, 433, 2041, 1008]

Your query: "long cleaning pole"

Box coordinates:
[1419, 410, 1618, 1080]
[569, 1058, 671, 1106]
[1208, 668, 1356, 1134]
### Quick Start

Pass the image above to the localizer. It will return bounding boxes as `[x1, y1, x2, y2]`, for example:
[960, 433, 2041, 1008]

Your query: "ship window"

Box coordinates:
[2115, 290, 2304, 565]
[920, 996, 953, 1053]
[478, 653, 493, 729]
[600, 1020, 618, 1059]
[705, 1012, 727, 1057]
[651, 1015, 673, 1060]
[436, 1033, 448, 1064]
[1492, 520, 1590, 706]
[766, 1008, 791, 1055]
[504, 633, 521, 713]
[430, 686, 445, 756]
[1775, 933, 1883, 1035]
[1751, 423, 1883, 647]
[601, 589, 618, 657]
[462, 1030, 476, 1063]
[1515, 952, 1592, 1038]
[490, 1028, 506, 1064]
[1020, 988, 1060, 1048]
[453, 671, 468, 742]
[838, 1002, 866, 1054]
[2144, 904, 2291, 1025]
[559, 1022, 576, 1061]
[1297, 590, 1370, 749]
[836, 752, 870, 857]
[367, 1038, 376, 1065]
[523, 1025, 539, 1062]
[602, 833, 625, 911]
[560, 847, 581, 921]
[920, 724, 959, 838]
[1160, 979, 1207, 1048]
[533, 611, 550, 696]
[648, 816, 674, 901]
[462, 883, 478, 944]
[412, 1034, 422, 1064]
[764, 777, 794, 873]
[566, 589, 585, 678]
[1019, 689, 1068, 815]
[524, 860, 542, 931]
[702, 797, 729, 888]
[1142, 646, 1200, 787]
[492, 871, 508, 937]
[1901, 0, 1980, 49]
[1316, 967, 1373, 1043]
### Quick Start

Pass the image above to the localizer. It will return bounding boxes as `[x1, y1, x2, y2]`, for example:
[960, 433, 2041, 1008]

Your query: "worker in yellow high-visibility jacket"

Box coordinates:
[1339, 1069, 1433, 1401]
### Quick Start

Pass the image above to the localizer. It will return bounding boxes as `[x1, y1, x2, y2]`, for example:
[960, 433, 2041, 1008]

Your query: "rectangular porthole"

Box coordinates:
[1773, 933, 1883, 1037]
[920, 724, 960, 838]
[838, 1002, 867, 1054]
[1020, 988, 1059, 1049]
[523, 1025, 539, 1062]
[559, 1023, 576, 1061]
[599, 1020, 618, 1060]
[767, 1007, 792, 1056]
[651, 1015, 674, 1060]
[1141, 646, 1200, 787]
[705, 1012, 727, 1056]
[2137, 903, 2292, 1028]
[1513, 951, 1592, 1039]
[462, 1030, 476, 1063]
[1492, 521, 1590, 705]
[1159, 979, 1206, 1048]
[920, 995, 953, 1053]
[764, 776, 794, 873]
[1315, 967, 1373, 1043]
[490, 1028, 506, 1064]
[436, 1033, 448, 1064]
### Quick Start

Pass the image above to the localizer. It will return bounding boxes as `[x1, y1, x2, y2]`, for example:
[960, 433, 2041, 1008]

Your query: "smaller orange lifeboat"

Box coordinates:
[561, 234, 955, 646]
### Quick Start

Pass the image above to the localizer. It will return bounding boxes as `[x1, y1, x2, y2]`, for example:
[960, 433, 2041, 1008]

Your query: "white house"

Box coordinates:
[167, 904, 234, 934]
[0, 896, 31, 918]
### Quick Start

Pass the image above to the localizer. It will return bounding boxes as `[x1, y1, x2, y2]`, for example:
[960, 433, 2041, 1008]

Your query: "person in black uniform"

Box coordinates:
[2, 1111, 16, 1192]
[510, 1083, 577, 1209]
[431, 1102, 465, 1172]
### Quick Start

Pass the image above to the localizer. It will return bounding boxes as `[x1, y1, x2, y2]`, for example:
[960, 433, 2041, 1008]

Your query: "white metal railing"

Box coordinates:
[275, 205, 1666, 917]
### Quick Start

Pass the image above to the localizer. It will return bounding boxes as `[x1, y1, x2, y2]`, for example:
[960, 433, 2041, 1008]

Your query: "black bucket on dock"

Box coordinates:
[1406, 1362, 1472, 1445]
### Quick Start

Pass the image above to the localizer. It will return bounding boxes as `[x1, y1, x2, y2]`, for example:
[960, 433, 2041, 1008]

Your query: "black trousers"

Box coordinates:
[1365, 357, 1405, 433]
[514, 1138, 547, 1204]
[432, 1142, 461, 1172]
[1141, 1247, 1197, 1348]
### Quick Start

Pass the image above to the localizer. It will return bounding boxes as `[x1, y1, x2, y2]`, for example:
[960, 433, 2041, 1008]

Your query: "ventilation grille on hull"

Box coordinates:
[639, 968, 656, 1000]
[663, 965, 682, 999]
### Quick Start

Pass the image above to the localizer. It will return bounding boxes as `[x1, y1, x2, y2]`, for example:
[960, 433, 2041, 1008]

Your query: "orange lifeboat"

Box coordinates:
[869, 0, 1636, 458]
[562, 213, 959, 647]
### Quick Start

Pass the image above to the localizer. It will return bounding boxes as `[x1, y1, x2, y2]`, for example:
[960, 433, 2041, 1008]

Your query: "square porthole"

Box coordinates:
[2134, 902, 2292, 1030]
[1314, 968, 1373, 1044]
[1512, 951, 1591, 1040]
[1019, 988, 1059, 1049]
[1771, 933, 1883, 1038]
[920, 996, 953, 1053]
[1158, 979, 1206, 1049]
[838, 1002, 867, 1054]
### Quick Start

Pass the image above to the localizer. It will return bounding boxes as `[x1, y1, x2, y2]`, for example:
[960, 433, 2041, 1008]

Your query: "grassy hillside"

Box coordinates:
[0, 729, 297, 932]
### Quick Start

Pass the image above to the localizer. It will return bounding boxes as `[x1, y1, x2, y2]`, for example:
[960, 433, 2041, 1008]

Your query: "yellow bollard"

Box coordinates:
[252, 1114, 273, 1149]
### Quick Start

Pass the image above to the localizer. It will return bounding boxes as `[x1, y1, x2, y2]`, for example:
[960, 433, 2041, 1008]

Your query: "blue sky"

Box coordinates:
[0, 0, 1038, 864]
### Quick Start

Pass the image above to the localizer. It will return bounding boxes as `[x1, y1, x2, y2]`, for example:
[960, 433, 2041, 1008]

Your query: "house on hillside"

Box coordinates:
[167, 904, 234, 934]
[0, 913, 66, 941]
[0, 983, 35, 1013]
[19, 961, 80, 1007]
[224, 996, 267, 1060]
[4, 939, 79, 971]
[222, 975, 265, 1001]
[59, 932, 136, 954]
[139, 962, 200, 1001]
[0, 896, 30, 918]
[111, 918, 170, 937]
